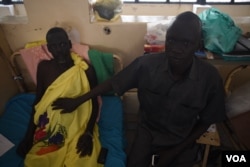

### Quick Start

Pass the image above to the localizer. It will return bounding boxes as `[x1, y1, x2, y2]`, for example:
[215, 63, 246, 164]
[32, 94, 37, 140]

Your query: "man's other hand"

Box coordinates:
[76, 132, 93, 157]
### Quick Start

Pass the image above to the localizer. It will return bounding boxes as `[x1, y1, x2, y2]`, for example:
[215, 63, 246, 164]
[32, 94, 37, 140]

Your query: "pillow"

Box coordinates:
[19, 42, 89, 86]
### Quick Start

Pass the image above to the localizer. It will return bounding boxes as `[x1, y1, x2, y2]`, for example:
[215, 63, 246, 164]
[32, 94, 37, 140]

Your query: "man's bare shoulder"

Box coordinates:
[37, 59, 58, 75]
[38, 59, 55, 68]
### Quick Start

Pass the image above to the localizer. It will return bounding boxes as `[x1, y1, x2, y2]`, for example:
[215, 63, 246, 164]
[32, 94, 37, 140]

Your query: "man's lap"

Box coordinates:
[127, 124, 200, 167]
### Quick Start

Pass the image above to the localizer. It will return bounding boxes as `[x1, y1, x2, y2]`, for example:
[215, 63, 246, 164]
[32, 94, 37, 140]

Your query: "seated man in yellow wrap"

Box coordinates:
[17, 27, 103, 167]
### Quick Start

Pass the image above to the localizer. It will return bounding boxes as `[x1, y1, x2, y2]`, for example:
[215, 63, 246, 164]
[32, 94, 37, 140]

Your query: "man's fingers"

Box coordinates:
[52, 98, 65, 106]
[52, 99, 65, 111]
[76, 147, 81, 154]
[52, 106, 61, 110]
[60, 110, 70, 114]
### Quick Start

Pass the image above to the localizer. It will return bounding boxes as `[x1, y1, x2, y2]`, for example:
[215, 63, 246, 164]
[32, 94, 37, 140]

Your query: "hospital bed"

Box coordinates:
[0, 41, 126, 167]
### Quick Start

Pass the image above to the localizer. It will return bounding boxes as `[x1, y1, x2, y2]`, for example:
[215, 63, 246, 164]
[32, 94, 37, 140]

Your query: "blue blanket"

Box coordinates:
[0, 93, 34, 167]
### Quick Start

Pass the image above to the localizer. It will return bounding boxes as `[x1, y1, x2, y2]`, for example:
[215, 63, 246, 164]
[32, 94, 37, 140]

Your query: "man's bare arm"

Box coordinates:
[52, 79, 113, 113]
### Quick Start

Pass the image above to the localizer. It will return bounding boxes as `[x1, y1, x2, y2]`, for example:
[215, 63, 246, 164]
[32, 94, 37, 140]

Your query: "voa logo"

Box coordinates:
[222, 151, 250, 166]
[226, 154, 247, 163]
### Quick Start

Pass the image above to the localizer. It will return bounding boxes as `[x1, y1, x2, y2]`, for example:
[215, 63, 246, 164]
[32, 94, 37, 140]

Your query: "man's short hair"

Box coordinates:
[46, 27, 69, 41]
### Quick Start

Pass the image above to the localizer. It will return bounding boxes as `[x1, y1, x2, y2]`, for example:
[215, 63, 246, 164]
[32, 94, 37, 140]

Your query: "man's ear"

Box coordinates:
[199, 38, 205, 50]
[199, 32, 205, 50]
[68, 40, 72, 49]
[47, 44, 53, 53]
[196, 33, 204, 50]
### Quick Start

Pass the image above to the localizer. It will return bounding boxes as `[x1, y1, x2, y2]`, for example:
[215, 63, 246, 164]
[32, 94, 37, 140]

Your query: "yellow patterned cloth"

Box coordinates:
[25, 53, 103, 167]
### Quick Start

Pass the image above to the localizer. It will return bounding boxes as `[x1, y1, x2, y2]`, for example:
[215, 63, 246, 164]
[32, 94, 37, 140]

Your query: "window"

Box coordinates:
[0, 0, 23, 4]
[123, 0, 250, 4]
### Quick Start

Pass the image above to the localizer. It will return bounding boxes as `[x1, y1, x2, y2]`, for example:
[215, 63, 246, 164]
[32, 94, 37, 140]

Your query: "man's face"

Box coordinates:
[47, 32, 71, 63]
[165, 19, 201, 74]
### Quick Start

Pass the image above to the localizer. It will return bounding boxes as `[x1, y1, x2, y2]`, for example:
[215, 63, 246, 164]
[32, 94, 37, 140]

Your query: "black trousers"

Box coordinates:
[127, 124, 200, 167]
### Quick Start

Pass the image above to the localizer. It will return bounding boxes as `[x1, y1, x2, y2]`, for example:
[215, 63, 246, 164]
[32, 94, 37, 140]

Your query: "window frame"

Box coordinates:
[0, 0, 23, 5]
[123, 0, 250, 5]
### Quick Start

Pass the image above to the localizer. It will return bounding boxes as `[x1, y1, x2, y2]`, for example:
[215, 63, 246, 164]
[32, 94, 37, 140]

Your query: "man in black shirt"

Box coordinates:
[52, 11, 226, 167]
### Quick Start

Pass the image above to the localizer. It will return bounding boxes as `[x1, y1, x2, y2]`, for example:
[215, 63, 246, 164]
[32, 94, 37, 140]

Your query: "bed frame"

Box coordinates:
[0, 42, 126, 167]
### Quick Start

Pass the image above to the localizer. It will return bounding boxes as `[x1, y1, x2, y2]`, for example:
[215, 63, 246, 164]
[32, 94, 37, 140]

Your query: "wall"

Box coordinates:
[0, 27, 19, 115]
[0, 0, 146, 66]
[122, 4, 250, 16]
[0, 1, 249, 66]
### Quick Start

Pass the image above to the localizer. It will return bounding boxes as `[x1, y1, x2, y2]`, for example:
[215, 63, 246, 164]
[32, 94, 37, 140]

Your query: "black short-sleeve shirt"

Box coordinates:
[111, 52, 226, 145]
